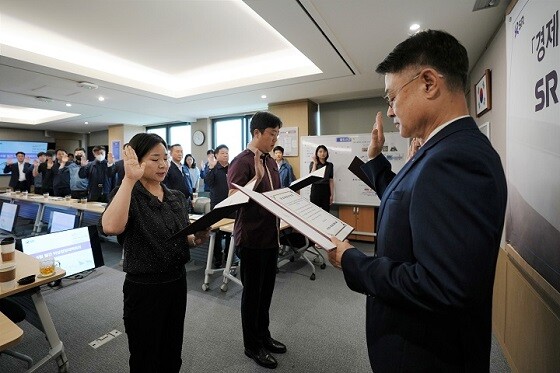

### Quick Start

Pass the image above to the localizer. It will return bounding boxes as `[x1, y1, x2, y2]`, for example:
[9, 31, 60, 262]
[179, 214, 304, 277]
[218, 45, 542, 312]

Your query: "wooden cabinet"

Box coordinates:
[338, 205, 376, 242]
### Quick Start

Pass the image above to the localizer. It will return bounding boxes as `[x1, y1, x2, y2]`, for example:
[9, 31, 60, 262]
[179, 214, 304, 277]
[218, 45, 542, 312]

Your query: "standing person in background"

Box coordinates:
[328, 29, 507, 372]
[199, 149, 214, 194]
[61, 148, 89, 200]
[110, 143, 129, 189]
[100, 133, 208, 373]
[204, 144, 231, 268]
[79, 146, 114, 202]
[3, 151, 33, 192]
[52, 149, 71, 197]
[32, 152, 47, 194]
[273, 146, 295, 188]
[309, 145, 334, 212]
[108, 142, 128, 267]
[163, 144, 193, 208]
[35, 151, 55, 195]
[227, 111, 285, 370]
[184, 154, 200, 193]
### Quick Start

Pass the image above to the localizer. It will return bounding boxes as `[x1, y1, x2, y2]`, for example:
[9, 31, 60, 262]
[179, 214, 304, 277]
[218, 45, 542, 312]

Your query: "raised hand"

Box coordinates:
[207, 155, 217, 169]
[107, 152, 114, 164]
[367, 111, 385, 159]
[123, 145, 145, 181]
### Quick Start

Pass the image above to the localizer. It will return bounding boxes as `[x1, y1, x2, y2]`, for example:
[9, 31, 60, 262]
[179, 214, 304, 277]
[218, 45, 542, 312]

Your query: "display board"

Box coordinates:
[300, 133, 408, 206]
[506, 0, 560, 292]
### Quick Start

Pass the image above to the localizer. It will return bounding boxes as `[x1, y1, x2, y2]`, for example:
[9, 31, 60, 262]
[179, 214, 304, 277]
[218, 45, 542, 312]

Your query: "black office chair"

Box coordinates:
[0, 298, 34, 368]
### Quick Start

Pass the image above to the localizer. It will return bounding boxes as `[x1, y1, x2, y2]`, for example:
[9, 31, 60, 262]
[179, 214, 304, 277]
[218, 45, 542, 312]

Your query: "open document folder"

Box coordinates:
[288, 166, 325, 190]
[169, 167, 327, 241]
[232, 183, 354, 251]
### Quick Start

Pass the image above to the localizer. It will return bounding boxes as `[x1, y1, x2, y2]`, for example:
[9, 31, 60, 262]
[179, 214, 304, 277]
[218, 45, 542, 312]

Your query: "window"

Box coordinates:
[212, 115, 252, 159]
[146, 126, 166, 140]
[146, 122, 191, 153]
[169, 124, 191, 154]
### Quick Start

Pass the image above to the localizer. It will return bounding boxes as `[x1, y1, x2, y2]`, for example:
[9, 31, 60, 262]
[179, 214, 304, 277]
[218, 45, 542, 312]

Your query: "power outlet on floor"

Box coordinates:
[89, 329, 122, 349]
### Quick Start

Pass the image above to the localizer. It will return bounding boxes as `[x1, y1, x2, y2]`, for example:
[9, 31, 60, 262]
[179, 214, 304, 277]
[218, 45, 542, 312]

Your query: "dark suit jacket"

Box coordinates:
[3, 162, 33, 189]
[342, 117, 507, 372]
[163, 162, 192, 199]
[110, 159, 125, 188]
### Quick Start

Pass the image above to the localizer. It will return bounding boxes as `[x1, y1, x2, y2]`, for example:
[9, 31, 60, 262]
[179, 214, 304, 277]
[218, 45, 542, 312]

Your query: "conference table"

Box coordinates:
[0, 250, 68, 372]
[0, 192, 106, 233]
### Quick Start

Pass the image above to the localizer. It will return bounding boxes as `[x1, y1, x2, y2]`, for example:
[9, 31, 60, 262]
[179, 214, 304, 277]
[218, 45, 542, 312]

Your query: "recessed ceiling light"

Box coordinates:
[66, 103, 72, 107]
[410, 24, 420, 32]
[84, 121, 89, 124]
[98, 96, 105, 102]
[261, 95, 267, 99]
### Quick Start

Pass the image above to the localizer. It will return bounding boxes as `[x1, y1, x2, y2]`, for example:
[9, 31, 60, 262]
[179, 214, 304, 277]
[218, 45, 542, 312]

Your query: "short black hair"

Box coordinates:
[128, 133, 167, 161]
[206, 149, 214, 155]
[16, 151, 25, 156]
[37, 152, 46, 157]
[168, 144, 182, 151]
[74, 147, 85, 153]
[92, 146, 105, 153]
[250, 111, 282, 137]
[273, 146, 284, 154]
[376, 29, 468, 92]
[214, 144, 229, 154]
[46, 151, 55, 158]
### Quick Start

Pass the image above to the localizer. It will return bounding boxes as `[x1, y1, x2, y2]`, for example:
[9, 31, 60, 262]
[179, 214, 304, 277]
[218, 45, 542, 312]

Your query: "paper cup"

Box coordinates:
[0, 263, 16, 290]
[0, 237, 16, 263]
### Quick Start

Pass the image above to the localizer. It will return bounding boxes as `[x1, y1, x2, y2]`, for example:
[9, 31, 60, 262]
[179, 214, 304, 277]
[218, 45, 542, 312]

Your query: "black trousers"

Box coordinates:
[70, 190, 88, 199]
[213, 231, 231, 266]
[123, 274, 187, 373]
[13, 180, 30, 193]
[53, 187, 70, 197]
[236, 246, 279, 352]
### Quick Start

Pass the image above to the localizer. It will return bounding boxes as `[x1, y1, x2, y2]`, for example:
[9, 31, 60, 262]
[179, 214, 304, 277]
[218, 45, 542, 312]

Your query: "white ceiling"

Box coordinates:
[0, 0, 510, 134]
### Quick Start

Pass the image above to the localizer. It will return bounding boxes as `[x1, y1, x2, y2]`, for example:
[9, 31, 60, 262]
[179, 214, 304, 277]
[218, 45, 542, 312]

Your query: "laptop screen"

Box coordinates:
[48, 211, 77, 233]
[0, 201, 19, 234]
[21, 226, 104, 277]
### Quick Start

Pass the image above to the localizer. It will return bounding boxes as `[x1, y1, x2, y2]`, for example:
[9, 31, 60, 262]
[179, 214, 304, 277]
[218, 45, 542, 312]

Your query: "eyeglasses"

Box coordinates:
[384, 73, 420, 108]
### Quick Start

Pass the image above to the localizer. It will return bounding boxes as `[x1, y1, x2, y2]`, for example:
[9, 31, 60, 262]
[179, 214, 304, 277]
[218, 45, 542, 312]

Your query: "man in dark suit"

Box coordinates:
[329, 30, 507, 372]
[163, 144, 192, 204]
[3, 151, 33, 192]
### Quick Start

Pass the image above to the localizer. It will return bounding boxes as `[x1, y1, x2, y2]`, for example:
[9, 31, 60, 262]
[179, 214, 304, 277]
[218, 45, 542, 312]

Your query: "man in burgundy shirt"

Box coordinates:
[227, 111, 284, 369]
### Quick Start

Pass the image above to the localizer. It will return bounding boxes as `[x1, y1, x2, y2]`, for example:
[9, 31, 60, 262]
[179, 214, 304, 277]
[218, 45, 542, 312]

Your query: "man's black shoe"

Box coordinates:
[263, 337, 287, 354]
[244, 348, 278, 369]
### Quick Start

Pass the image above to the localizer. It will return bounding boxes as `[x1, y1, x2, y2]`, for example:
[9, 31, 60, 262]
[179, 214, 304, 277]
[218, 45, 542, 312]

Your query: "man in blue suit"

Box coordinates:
[329, 30, 507, 372]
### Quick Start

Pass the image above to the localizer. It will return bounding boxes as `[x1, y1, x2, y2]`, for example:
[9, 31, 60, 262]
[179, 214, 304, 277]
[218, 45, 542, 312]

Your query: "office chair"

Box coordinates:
[278, 231, 326, 280]
[0, 298, 33, 368]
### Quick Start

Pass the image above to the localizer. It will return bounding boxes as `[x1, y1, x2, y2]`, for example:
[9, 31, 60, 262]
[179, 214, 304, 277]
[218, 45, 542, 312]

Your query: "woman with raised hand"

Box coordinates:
[101, 133, 208, 373]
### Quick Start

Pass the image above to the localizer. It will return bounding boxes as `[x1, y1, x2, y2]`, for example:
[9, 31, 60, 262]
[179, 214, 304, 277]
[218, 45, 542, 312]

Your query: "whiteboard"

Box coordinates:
[299, 133, 409, 206]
